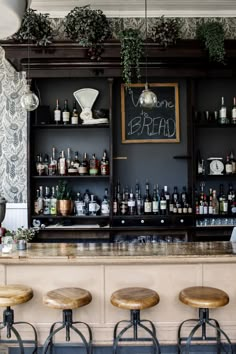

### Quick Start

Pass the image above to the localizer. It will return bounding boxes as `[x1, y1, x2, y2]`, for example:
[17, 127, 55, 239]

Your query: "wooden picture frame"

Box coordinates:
[121, 83, 180, 143]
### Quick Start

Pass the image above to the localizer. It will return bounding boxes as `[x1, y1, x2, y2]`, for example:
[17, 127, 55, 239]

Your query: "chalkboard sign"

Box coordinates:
[121, 83, 180, 143]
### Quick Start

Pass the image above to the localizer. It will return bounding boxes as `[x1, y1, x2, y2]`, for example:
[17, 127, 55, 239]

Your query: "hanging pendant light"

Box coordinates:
[139, 0, 157, 109]
[21, 80, 39, 111]
[21, 16, 39, 112]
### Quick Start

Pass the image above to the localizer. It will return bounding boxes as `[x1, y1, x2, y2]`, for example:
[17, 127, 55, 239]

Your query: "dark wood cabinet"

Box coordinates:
[2, 39, 236, 242]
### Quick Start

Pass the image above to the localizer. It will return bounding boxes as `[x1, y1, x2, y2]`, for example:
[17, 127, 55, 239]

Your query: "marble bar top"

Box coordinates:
[1, 241, 236, 265]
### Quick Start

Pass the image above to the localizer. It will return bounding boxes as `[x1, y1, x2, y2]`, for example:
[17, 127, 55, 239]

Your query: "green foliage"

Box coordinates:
[7, 227, 36, 242]
[151, 16, 181, 48]
[119, 28, 143, 86]
[13, 9, 53, 46]
[64, 5, 112, 61]
[196, 20, 225, 64]
[56, 180, 72, 200]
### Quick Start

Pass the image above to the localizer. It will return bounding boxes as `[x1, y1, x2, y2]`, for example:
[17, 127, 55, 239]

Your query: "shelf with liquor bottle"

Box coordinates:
[111, 180, 194, 229]
[28, 78, 113, 233]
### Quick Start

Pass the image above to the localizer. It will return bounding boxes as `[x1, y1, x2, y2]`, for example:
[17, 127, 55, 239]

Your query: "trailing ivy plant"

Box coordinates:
[119, 28, 143, 86]
[196, 20, 225, 64]
[13, 8, 53, 46]
[64, 5, 112, 61]
[151, 16, 181, 48]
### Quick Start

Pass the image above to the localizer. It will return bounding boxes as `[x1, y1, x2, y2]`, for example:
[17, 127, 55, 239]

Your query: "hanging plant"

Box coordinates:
[119, 28, 143, 86]
[196, 20, 225, 64]
[151, 16, 181, 48]
[13, 9, 53, 46]
[64, 5, 112, 61]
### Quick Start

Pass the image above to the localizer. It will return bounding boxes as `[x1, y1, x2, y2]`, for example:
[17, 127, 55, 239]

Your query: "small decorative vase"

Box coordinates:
[17, 239, 27, 250]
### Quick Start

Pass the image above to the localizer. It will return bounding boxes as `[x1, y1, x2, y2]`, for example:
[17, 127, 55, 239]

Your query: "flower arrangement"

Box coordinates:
[7, 227, 36, 242]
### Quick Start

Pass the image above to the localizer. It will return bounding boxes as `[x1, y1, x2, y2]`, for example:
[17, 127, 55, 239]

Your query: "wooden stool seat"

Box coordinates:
[0, 284, 33, 307]
[43, 287, 92, 310]
[179, 286, 229, 309]
[111, 287, 159, 310]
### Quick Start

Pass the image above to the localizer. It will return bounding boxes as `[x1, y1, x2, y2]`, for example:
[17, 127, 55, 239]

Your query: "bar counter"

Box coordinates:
[1, 241, 236, 346]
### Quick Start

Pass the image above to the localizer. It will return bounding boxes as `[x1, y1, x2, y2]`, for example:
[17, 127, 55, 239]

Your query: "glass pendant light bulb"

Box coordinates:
[139, 83, 157, 109]
[21, 84, 39, 112]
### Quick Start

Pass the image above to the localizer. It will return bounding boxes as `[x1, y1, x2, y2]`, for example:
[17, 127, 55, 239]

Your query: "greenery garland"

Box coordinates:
[196, 20, 225, 64]
[151, 16, 181, 48]
[119, 28, 143, 86]
[13, 9, 53, 46]
[64, 5, 112, 61]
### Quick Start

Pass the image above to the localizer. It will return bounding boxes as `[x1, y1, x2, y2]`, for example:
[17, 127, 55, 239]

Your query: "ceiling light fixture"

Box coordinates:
[138, 0, 157, 109]
[20, 15, 39, 112]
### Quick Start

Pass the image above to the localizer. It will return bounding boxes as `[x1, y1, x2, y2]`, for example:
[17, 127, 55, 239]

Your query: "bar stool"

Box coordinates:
[110, 287, 161, 354]
[42, 287, 92, 354]
[177, 286, 233, 353]
[0, 284, 37, 354]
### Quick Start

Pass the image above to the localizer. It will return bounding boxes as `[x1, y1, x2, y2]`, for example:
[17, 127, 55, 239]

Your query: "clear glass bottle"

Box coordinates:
[218, 96, 228, 124]
[38, 186, 44, 214]
[89, 195, 99, 216]
[34, 189, 40, 215]
[50, 186, 57, 215]
[75, 192, 85, 216]
[43, 186, 51, 215]
[58, 150, 66, 176]
[127, 189, 136, 215]
[101, 188, 110, 216]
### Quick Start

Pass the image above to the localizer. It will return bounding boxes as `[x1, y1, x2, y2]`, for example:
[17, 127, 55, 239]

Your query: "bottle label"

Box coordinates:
[71, 116, 78, 124]
[152, 201, 159, 213]
[160, 201, 167, 210]
[226, 164, 233, 174]
[101, 203, 110, 215]
[78, 166, 88, 174]
[62, 112, 70, 122]
[54, 109, 61, 122]
[75, 201, 85, 215]
[232, 108, 236, 120]
[144, 202, 152, 213]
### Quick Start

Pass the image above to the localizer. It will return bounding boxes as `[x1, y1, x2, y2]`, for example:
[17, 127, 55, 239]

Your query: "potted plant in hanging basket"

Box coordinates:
[196, 20, 225, 64]
[13, 8, 53, 46]
[151, 16, 181, 48]
[64, 5, 112, 61]
[57, 180, 74, 216]
[119, 28, 143, 86]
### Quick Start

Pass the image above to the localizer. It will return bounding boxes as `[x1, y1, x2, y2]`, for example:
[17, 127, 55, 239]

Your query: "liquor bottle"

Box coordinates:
[100, 150, 109, 176]
[75, 192, 85, 216]
[48, 147, 57, 176]
[89, 153, 99, 176]
[218, 96, 228, 124]
[36, 153, 45, 176]
[38, 186, 44, 214]
[144, 181, 152, 214]
[227, 183, 235, 214]
[67, 153, 78, 175]
[58, 150, 66, 176]
[66, 148, 72, 171]
[101, 188, 110, 216]
[171, 186, 179, 214]
[212, 189, 219, 214]
[231, 97, 236, 124]
[197, 150, 205, 175]
[160, 189, 167, 215]
[181, 186, 187, 207]
[120, 189, 128, 215]
[219, 184, 228, 215]
[152, 185, 159, 215]
[116, 180, 121, 214]
[83, 189, 91, 215]
[73, 152, 80, 173]
[50, 186, 57, 215]
[127, 189, 136, 215]
[203, 194, 208, 215]
[34, 189, 40, 214]
[43, 186, 51, 215]
[225, 155, 233, 174]
[229, 151, 236, 174]
[62, 99, 70, 125]
[113, 186, 118, 215]
[54, 99, 61, 124]
[89, 195, 99, 216]
[78, 153, 89, 175]
[136, 189, 144, 215]
[71, 100, 79, 125]
[164, 185, 170, 213]
[208, 188, 213, 214]
[43, 154, 49, 176]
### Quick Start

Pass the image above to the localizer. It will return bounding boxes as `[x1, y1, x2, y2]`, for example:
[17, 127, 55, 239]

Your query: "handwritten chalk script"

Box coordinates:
[128, 111, 176, 138]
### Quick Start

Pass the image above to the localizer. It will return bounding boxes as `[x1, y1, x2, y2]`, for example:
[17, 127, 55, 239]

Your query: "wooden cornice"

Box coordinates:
[1, 39, 236, 78]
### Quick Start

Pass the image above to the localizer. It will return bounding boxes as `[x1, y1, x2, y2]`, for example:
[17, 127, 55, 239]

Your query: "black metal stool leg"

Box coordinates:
[42, 309, 92, 354]
[113, 322, 133, 354]
[113, 320, 130, 339]
[138, 321, 161, 354]
[206, 319, 233, 354]
[177, 318, 199, 354]
[0, 307, 38, 354]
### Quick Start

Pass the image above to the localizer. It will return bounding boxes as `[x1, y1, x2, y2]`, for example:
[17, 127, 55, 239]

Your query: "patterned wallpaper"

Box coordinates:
[1, 17, 236, 203]
[0, 48, 27, 203]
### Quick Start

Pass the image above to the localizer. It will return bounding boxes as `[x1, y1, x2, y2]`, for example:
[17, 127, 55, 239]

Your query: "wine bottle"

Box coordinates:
[218, 96, 228, 124]
[62, 99, 70, 125]
[71, 100, 79, 125]
[78, 153, 89, 175]
[54, 99, 61, 124]
[144, 181, 152, 214]
[232, 97, 236, 124]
